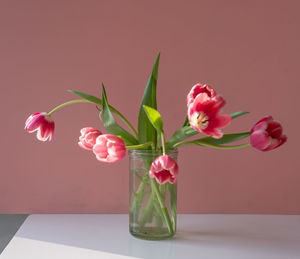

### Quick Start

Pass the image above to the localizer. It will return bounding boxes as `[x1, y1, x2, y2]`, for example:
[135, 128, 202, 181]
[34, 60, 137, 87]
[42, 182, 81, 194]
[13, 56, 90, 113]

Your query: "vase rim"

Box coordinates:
[128, 148, 178, 156]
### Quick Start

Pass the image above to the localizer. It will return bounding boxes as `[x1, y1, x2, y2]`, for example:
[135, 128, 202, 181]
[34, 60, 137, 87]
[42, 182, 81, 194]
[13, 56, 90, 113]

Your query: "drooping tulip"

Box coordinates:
[188, 92, 231, 139]
[78, 127, 102, 151]
[92, 134, 126, 163]
[187, 83, 216, 107]
[250, 116, 287, 151]
[149, 155, 178, 185]
[25, 112, 55, 142]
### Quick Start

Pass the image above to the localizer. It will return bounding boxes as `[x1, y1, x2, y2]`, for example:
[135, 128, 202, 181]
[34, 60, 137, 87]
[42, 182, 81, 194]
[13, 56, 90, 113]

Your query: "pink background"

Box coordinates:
[0, 0, 299, 214]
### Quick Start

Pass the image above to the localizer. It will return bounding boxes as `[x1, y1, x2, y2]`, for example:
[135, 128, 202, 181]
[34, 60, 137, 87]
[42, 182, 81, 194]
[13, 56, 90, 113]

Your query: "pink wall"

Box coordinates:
[0, 0, 299, 214]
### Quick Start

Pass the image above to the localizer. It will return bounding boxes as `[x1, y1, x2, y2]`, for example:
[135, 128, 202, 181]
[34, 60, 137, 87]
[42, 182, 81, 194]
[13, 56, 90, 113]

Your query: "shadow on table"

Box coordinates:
[15, 215, 300, 259]
[0, 214, 28, 254]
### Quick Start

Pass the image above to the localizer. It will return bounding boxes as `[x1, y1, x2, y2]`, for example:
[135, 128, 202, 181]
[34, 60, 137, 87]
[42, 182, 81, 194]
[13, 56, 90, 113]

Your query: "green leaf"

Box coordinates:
[182, 116, 190, 127]
[178, 141, 250, 150]
[101, 84, 138, 145]
[166, 126, 198, 148]
[189, 132, 250, 146]
[167, 111, 250, 148]
[230, 111, 249, 119]
[143, 105, 163, 133]
[68, 90, 102, 105]
[167, 183, 177, 232]
[69, 89, 138, 138]
[138, 53, 160, 145]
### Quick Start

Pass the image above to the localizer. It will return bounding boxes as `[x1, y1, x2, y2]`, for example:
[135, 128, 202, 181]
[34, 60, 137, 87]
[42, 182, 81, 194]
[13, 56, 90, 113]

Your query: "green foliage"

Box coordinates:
[196, 132, 250, 145]
[68, 90, 102, 105]
[101, 84, 138, 145]
[230, 111, 249, 119]
[182, 116, 190, 127]
[138, 53, 160, 145]
[167, 111, 250, 148]
[183, 132, 250, 147]
[166, 126, 198, 149]
[143, 105, 163, 133]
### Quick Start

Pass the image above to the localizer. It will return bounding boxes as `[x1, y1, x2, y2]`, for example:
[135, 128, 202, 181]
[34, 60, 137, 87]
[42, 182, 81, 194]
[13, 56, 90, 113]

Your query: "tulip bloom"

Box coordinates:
[25, 112, 55, 141]
[250, 116, 287, 151]
[188, 91, 231, 139]
[78, 127, 102, 151]
[93, 134, 126, 163]
[187, 83, 216, 107]
[149, 155, 178, 185]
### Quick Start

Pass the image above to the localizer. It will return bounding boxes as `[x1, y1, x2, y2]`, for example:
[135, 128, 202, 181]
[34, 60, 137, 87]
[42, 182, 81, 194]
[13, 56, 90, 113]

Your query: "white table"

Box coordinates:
[1, 214, 300, 259]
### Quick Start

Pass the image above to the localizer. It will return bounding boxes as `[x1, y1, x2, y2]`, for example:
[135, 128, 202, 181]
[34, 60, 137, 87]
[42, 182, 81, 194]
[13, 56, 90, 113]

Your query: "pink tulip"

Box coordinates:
[78, 127, 102, 151]
[187, 83, 216, 107]
[25, 112, 55, 141]
[250, 116, 287, 151]
[149, 155, 178, 185]
[92, 134, 126, 163]
[188, 92, 231, 139]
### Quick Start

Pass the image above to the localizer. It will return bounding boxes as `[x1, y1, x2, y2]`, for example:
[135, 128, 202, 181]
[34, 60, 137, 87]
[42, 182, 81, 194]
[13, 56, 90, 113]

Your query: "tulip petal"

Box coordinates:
[149, 155, 178, 185]
[78, 142, 91, 151]
[187, 83, 216, 107]
[250, 130, 271, 150]
[92, 134, 126, 163]
[267, 122, 282, 139]
[188, 90, 230, 138]
[25, 114, 45, 132]
[25, 112, 55, 142]
[155, 170, 172, 184]
[78, 127, 102, 151]
[250, 116, 287, 152]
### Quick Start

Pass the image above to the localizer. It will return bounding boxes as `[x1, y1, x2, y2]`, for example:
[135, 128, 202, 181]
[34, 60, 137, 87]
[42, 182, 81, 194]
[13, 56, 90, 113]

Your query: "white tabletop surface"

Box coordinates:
[1, 214, 300, 259]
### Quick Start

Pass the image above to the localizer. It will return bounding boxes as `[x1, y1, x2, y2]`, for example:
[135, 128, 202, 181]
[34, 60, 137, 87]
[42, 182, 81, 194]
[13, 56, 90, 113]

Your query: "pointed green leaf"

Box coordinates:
[177, 141, 250, 149]
[138, 53, 160, 145]
[168, 111, 250, 148]
[143, 105, 163, 133]
[191, 132, 250, 146]
[69, 89, 138, 137]
[101, 84, 138, 145]
[182, 116, 190, 127]
[68, 90, 102, 105]
[166, 126, 198, 148]
[230, 111, 249, 119]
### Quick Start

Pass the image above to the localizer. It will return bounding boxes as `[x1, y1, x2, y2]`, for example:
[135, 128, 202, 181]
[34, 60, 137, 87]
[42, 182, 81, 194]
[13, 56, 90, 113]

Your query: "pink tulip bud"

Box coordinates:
[24, 112, 55, 142]
[149, 155, 178, 185]
[250, 116, 287, 151]
[187, 83, 216, 107]
[187, 90, 231, 139]
[92, 134, 126, 163]
[78, 127, 102, 151]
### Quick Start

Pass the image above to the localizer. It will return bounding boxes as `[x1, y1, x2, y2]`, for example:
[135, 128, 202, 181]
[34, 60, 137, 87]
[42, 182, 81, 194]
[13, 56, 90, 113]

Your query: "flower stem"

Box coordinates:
[139, 193, 154, 227]
[174, 141, 251, 149]
[126, 142, 153, 150]
[130, 174, 150, 216]
[151, 178, 173, 234]
[47, 99, 138, 138]
[48, 99, 90, 116]
[161, 131, 166, 155]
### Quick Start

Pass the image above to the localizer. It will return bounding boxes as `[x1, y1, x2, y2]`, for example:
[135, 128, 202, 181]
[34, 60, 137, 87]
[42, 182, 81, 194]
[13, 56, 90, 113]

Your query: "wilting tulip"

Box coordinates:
[187, 83, 216, 107]
[25, 112, 55, 142]
[92, 134, 126, 163]
[149, 155, 178, 185]
[188, 93, 231, 139]
[250, 116, 287, 151]
[78, 127, 102, 151]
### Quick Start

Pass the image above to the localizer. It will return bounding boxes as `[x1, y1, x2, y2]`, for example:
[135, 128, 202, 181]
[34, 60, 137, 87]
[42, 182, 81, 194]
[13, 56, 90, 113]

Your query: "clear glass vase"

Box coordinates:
[129, 149, 178, 240]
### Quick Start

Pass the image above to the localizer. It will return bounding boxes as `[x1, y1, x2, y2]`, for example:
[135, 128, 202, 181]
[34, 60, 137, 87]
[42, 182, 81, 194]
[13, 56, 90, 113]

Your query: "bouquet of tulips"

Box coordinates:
[25, 53, 287, 239]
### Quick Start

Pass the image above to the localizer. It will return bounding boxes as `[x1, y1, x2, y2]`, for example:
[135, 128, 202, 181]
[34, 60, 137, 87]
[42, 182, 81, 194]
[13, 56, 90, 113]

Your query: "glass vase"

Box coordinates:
[128, 149, 178, 240]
